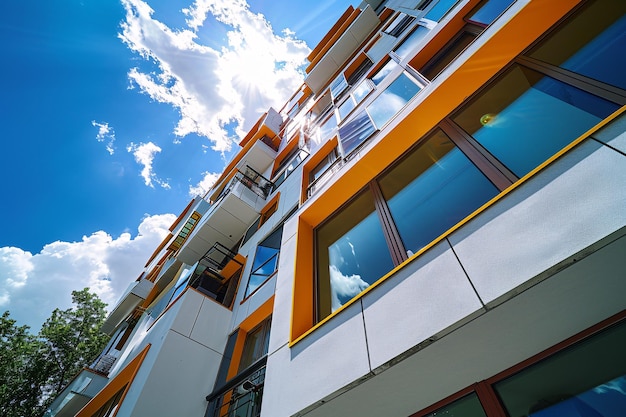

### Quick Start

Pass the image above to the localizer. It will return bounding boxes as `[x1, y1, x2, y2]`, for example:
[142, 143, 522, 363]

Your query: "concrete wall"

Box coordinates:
[262, 116, 626, 417]
[115, 290, 232, 416]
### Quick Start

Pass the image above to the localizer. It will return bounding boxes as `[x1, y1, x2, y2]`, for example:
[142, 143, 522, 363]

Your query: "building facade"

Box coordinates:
[47, 0, 626, 416]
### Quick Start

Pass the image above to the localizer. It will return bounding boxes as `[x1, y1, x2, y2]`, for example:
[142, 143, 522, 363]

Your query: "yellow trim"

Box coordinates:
[76, 344, 151, 417]
[290, 105, 626, 347]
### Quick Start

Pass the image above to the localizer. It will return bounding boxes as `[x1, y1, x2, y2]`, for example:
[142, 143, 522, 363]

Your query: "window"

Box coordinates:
[418, 29, 478, 80]
[371, 60, 399, 86]
[377, 129, 498, 256]
[316, 190, 393, 318]
[409, 317, 626, 417]
[308, 148, 340, 198]
[167, 211, 201, 251]
[423, 0, 460, 22]
[316, 130, 498, 319]
[466, 0, 516, 26]
[330, 74, 349, 101]
[494, 320, 626, 417]
[393, 25, 430, 61]
[337, 110, 377, 156]
[272, 147, 308, 190]
[239, 317, 271, 372]
[366, 72, 422, 128]
[245, 226, 284, 297]
[452, 64, 619, 177]
[525, 0, 626, 91]
[384, 13, 416, 37]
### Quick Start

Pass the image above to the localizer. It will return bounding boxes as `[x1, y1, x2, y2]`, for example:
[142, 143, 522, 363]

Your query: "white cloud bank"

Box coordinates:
[92, 120, 116, 155]
[127, 141, 171, 189]
[189, 171, 221, 197]
[0, 214, 177, 331]
[118, 0, 310, 152]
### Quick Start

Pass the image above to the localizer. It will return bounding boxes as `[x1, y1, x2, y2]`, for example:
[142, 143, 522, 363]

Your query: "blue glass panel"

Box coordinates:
[424, 0, 459, 22]
[317, 191, 394, 316]
[338, 110, 377, 155]
[246, 227, 283, 296]
[338, 97, 356, 120]
[379, 132, 498, 254]
[394, 25, 429, 60]
[367, 73, 421, 128]
[327, 200, 393, 312]
[453, 65, 618, 177]
[371, 60, 399, 85]
[528, 1, 626, 91]
[467, 0, 515, 26]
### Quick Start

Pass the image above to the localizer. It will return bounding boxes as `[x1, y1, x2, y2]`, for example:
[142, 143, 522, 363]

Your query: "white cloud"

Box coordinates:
[92, 120, 116, 155]
[119, 0, 310, 152]
[329, 264, 369, 312]
[189, 171, 221, 197]
[127, 141, 171, 189]
[0, 214, 177, 331]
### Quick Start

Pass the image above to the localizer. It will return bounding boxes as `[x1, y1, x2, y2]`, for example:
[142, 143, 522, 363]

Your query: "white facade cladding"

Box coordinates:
[48, 1, 626, 416]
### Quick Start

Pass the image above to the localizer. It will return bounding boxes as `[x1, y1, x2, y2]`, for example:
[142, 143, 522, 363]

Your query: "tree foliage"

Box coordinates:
[0, 288, 110, 417]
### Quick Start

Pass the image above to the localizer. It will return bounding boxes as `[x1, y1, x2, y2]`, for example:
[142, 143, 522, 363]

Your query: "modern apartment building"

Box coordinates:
[46, 0, 626, 416]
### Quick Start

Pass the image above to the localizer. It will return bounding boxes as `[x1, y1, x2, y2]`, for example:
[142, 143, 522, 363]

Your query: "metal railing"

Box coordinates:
[188, 243, 243, 308]
[205, 358, 266, 417]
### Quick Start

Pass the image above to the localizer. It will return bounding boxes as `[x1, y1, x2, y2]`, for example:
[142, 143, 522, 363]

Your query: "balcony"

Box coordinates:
[43, 368, 109, 417]
[305, 5, 379, 94]
[187, 243, 244, 308]
[205, 359, 267, 417]
[101, 279, 154, 335]
[177, 169, 273, 266]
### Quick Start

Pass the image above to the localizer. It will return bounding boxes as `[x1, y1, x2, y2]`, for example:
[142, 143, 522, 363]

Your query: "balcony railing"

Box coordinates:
[91, 353, 117, 375]
[307, 157, 344, 198]
[205, 358, 267, 417]
[188, 243, 243, 308]
[216, 167, 274, 203]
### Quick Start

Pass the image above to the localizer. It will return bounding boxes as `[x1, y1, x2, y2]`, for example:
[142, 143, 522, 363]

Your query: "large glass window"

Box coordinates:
[316, 190, 393, 319]
[239, 317, 271, 372]
[527, 0, 626, 91]
[367, 72, 422, 128]
[245, 226, 283, 298]
[452, 64, 619, 177]
[378, 130, 498, 255]
[494, 320, 626, 417]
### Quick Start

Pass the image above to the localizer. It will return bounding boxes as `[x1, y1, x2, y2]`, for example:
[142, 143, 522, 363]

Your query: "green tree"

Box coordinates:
[0, 311, 48, 417]
[0, 288, 110, 417]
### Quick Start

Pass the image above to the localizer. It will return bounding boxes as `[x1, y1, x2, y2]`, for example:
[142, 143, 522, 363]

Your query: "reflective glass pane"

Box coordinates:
[424, 393, 487, 417]
[452, 64, 618, 177]
[467, 0, 515, 26]
[424, 0, 460, 22]
[371, 60, 399, 85]
[367, 73, 421, 128]
[319, 113, 338, 141]
[527, 0, 626, 91]
[316, 191, 394, 319]
[394, 25, 430, 60]
[353, 80, 373, 104]
[419, 31, 476, 80]
[338, 110, 377, 155]
[338, 97, 356, 120]
[246, 227, 283, 296]
[495, 320, 626, 417]
[379, 130, 498, 255]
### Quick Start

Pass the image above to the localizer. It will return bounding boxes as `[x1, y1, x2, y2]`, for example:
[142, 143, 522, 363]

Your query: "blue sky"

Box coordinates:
[0, 0, 356, 330]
